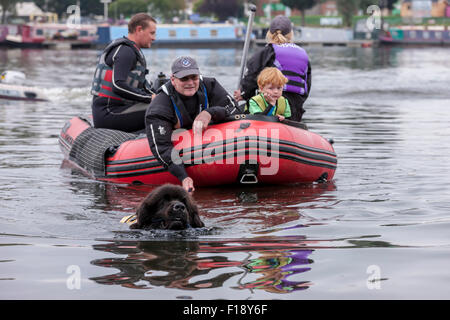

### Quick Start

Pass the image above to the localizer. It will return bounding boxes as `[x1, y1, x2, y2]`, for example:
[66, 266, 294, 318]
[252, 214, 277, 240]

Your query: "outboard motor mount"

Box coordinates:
[151, 72, 169, 92]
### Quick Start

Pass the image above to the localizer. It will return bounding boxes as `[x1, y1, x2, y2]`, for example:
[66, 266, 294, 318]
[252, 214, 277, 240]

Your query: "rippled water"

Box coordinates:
[1, 46, 450, 299]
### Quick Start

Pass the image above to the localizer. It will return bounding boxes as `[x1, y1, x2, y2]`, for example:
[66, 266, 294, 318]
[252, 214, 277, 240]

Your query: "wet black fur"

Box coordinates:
[130, 184, 204, 230]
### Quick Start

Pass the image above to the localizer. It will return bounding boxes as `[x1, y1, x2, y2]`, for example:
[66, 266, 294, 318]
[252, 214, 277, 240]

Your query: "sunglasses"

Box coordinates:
[178, 75, 199, 82]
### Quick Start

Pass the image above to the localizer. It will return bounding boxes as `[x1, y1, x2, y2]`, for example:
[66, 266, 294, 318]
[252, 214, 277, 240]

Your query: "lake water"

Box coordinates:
[1, 45, 449, 300]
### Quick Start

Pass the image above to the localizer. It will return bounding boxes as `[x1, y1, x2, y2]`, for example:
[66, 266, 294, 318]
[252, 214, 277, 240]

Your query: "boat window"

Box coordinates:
[423, 31, 429, 39]
[210, 29, 218, 37]
[435, 31, 442, 39]
[190, 29, 198, 37]
[169, 30, 177, 37]
[80, 30, 88, 36]
[409, 31, 416, 38]
[36, 29, 43, 36]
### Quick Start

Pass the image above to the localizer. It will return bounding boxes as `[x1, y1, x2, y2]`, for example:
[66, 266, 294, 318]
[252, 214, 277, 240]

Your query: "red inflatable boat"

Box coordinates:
[59, 115, 337, 186]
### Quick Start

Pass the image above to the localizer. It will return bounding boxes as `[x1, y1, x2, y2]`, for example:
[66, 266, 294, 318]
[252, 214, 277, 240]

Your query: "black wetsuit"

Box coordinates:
[145, 77, 234, 182]
[239, 44, 312, 122]
[91, 39, 152, 133]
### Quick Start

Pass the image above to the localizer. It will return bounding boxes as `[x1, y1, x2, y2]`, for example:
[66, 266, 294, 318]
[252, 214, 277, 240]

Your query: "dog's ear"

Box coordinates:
[135, 201, 156, 229]
[183, 192, 204, 228]
[187, 202, 204, 228]
[191, 211, 205, 228]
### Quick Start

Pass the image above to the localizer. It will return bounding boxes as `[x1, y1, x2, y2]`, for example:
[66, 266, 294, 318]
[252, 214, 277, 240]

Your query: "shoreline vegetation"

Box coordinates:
[248, 15, 450, 28]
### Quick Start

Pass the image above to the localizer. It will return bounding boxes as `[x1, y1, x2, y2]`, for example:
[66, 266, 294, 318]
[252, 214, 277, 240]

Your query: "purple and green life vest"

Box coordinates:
[272, 43, 309, 95]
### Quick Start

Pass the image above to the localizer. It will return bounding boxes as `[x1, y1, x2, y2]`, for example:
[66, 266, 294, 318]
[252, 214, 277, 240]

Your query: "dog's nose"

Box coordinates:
[173, 202, 186, 212]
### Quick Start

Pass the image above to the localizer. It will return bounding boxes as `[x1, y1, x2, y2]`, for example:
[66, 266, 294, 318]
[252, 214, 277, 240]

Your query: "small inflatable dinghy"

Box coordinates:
[59, 114, 337, 186]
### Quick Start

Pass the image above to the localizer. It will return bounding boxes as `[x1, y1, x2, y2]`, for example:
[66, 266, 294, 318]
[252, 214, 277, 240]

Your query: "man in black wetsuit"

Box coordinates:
[145, 56, 237, 193]
[91, 13, 156, 132]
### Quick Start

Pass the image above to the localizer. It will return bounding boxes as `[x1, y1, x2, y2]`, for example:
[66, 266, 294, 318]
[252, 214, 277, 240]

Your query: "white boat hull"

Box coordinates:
[0, 83, 47, 101]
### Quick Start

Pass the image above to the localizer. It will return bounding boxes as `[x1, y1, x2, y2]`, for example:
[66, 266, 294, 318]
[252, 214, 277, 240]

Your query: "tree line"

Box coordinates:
[1, 0, 397, 25]
[282, 0, 397, 26]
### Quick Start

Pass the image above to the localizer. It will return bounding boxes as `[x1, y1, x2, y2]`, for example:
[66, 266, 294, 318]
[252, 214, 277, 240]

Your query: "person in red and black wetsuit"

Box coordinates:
[91, 13, 156, 133]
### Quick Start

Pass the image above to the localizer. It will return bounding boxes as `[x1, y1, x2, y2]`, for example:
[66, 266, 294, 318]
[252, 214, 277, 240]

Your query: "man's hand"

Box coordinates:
[182, 177, 195, 194]
[233, 89, 243, 101]
[193, 110, 211, 135]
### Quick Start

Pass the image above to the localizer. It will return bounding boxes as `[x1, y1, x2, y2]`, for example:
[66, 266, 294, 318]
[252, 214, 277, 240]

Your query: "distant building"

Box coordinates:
[400, 0, 449, 18]
[0, 2, 57, 23]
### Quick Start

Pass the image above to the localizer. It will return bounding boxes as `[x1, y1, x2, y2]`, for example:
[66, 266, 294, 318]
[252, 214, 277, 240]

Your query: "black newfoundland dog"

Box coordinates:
[128, 184, 204, 230]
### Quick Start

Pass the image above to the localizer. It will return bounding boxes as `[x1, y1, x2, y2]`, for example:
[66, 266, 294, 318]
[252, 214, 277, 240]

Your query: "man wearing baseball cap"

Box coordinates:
[145, 56, 237, 193]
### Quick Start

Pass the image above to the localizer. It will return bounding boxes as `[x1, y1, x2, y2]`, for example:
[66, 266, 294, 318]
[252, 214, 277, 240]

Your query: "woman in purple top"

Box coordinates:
[234, 15, 311, 122]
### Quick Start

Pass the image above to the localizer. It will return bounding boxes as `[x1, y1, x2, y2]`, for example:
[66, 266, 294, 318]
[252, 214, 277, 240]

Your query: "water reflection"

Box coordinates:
[239, 248, 312, 293]
[60, 163, 337, 233]
[90, 238, 314, 294]
[1, 44, 450, 299]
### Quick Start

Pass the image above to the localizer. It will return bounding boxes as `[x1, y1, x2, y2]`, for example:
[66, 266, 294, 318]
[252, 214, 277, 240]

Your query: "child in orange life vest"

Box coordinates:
[247, 67, 291, 121]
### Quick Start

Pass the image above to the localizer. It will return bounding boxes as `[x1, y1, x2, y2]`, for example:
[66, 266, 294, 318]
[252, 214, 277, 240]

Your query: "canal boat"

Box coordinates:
[97, 23, 245, 48]
[59, 115, 337, 186]
[379, 25, 450, 46]
[3, 23, 97, 48]
[0, 25, 8, 44]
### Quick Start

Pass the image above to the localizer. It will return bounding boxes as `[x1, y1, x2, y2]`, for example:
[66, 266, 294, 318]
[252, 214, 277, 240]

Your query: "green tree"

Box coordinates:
[150, 0, 185, 21]
[359, 0, 374, 12]
[336, 0, 359, 27]
[109, 0, 149, 19]
[196, 0, 244, 21]
[34, 0, 104, 18]
[380, 0, 397, 10]
[0, 0, 20, 23]
[359, 0, 397, 13]
[109, 0, 185, 21]
[280, 0, 317, 26]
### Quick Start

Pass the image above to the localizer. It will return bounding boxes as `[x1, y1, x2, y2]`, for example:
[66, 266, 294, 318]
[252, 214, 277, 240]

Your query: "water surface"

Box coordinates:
[1, 46, 450, 299]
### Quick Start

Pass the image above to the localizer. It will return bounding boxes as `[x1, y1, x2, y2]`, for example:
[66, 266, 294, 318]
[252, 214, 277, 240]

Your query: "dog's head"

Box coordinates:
[130, 184, 204, 230]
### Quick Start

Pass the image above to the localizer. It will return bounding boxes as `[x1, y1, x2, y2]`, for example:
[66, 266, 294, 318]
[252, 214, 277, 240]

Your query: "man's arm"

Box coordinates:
[146, 116, 189, 181]
[204, 77, 236, 121]
[145, 94, 188, 182]
[306, 60, 312, 98]
[111, 45, 152, 103]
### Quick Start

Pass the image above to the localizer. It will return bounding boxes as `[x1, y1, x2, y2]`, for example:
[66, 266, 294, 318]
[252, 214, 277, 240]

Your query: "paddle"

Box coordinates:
[237, 4, 257, 90]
